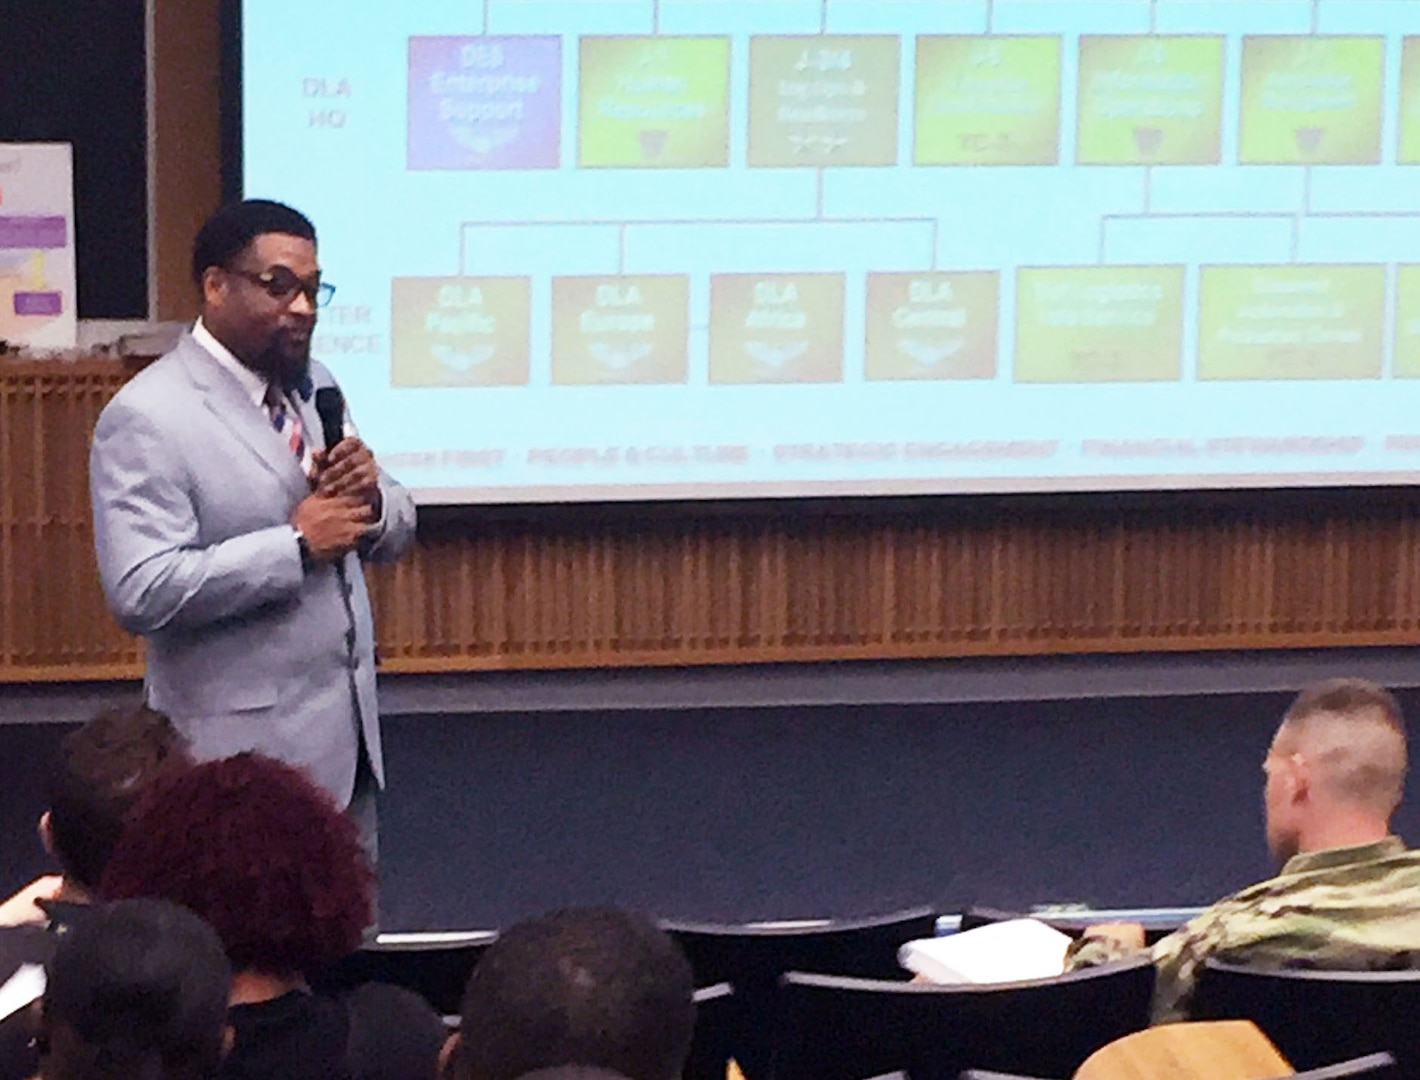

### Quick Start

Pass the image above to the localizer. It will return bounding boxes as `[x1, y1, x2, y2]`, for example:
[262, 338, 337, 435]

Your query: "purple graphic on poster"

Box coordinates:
[0, 216, 67, 249]
[14, 292, 62, 316]
[408, 36, 562, 170]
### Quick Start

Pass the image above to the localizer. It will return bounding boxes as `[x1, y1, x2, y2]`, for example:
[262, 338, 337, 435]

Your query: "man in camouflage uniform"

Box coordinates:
[1068, 677, 1420, 1024]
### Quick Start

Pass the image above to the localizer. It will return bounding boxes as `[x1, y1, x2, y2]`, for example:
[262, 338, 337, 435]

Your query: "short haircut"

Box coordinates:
[42, 897, 231, 1080]
[343, 982, 449, 1080]
[454, 908, 694, 1080]
[45, 704, 190, 891]
[190, 198, 316, 284]
[1280, 677, 1409, 815]
[100, 753, 372, 974]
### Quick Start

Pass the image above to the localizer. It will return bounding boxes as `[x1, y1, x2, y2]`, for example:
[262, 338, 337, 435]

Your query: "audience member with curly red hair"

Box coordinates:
[100, 752, 444, 1080]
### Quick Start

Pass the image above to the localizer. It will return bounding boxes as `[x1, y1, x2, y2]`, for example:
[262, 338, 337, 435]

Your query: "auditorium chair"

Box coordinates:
[1195, 960, 1420, 1079]
[772, 954, 1154, 1080]
[313, 930, 498, 1017]
[1283, 1055, 1401, 1080]
[961, 1050, 1399, 1080]
[661, 906, 937, 1079]
[686, 982, 735, 1080]
[957, 905, 1198, 947]
[0, 925, 55, 1080]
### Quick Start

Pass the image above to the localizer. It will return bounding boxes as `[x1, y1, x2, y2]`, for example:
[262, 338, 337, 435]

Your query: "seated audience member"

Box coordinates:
[1070, 677, 1420, 1023]
[37, 897, 232, 1080]
[445, 907, 695, 1080]
[343, 981, 451, 1080]
[0, 704, 189, 926]
[99, 752, 444, 1080]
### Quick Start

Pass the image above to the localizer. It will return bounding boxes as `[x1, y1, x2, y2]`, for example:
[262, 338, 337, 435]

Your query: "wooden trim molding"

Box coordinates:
[2, 358, 1418, 683]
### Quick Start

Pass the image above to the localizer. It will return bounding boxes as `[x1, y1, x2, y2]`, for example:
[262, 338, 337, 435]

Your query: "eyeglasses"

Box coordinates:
[230, 266, 336, 308]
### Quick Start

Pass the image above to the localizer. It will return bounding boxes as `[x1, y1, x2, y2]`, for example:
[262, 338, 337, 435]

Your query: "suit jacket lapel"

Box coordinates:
[177, 339, 311, 500]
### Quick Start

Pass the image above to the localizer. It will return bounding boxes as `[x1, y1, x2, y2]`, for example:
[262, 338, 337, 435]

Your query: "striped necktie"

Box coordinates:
[265, 384, 315, 479]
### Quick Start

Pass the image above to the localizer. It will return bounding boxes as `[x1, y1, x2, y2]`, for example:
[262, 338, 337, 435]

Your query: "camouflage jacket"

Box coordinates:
[1066, 837, 1420, 1024]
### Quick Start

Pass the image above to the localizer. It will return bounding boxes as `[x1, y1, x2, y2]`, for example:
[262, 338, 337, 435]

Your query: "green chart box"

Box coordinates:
[915, 36, 1062, 166]
[1077, 36, 1225, 165]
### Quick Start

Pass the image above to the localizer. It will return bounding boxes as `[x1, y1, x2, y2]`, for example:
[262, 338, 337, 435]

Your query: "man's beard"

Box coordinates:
[259, 335, 312, 392]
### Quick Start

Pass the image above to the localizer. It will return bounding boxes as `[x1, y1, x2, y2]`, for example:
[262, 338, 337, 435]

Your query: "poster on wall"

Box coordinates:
[0, 143, 77, 350]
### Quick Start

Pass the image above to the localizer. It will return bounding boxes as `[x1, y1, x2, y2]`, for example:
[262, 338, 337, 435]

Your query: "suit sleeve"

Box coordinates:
[90, 397, 305, 635]
[320, 377, 416, 564]
[352, 388, 417, 567]
[357, 465, 417, 563]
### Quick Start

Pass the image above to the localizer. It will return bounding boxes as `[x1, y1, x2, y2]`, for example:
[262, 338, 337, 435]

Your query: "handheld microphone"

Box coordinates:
[314, 386, 346, 452]
[312, 386, 355, 598]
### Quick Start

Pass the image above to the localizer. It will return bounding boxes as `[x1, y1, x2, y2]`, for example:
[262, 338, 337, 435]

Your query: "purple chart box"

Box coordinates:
[0, 216, 68, 249]
[408, 36, 562, 170]
[14, 292, 63, 317]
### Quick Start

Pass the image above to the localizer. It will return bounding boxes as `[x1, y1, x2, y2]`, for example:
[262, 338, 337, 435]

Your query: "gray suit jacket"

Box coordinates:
[89, 334, 416, 805]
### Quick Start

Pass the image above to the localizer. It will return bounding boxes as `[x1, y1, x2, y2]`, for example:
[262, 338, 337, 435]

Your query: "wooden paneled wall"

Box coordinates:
[3, 357, 1419, 683]
[2, 361, 142, 680]
[150, 0, 223, 321]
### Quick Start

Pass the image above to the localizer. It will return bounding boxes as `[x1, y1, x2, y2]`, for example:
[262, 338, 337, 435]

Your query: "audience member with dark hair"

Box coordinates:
[37, 897, 232, 1080]
[0, 703, 189, 926]
[446, 907, 695, 1080]
[188, 199, 316, 287]
[100, 752, 442, 1080]
[1070, 677, 1420, 1022]
[342, 981, 451, 1080]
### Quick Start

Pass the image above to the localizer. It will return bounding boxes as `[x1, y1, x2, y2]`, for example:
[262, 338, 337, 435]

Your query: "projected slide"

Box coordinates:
[242, 0, 1420, 503]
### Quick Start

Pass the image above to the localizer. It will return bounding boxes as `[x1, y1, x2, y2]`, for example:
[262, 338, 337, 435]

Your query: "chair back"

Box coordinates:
[774, 955, 1154, 1080]
[1291, 1054, 1401, 1080]
[314, 930, 498, 1016]
[959, 1052, 1398, 1080]
[1195, 961, 1420, 1078]
[662, 907, 936, 1080]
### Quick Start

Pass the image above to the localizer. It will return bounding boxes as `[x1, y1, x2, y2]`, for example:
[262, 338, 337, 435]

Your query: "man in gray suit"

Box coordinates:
[88, 199, 415, 851]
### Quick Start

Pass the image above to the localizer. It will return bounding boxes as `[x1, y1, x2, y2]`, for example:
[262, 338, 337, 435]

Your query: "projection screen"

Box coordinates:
[240, 0, 1420, 503]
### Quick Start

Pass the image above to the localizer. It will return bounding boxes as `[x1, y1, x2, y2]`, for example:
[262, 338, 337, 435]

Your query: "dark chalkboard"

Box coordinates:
[0, 0, 147, 319]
